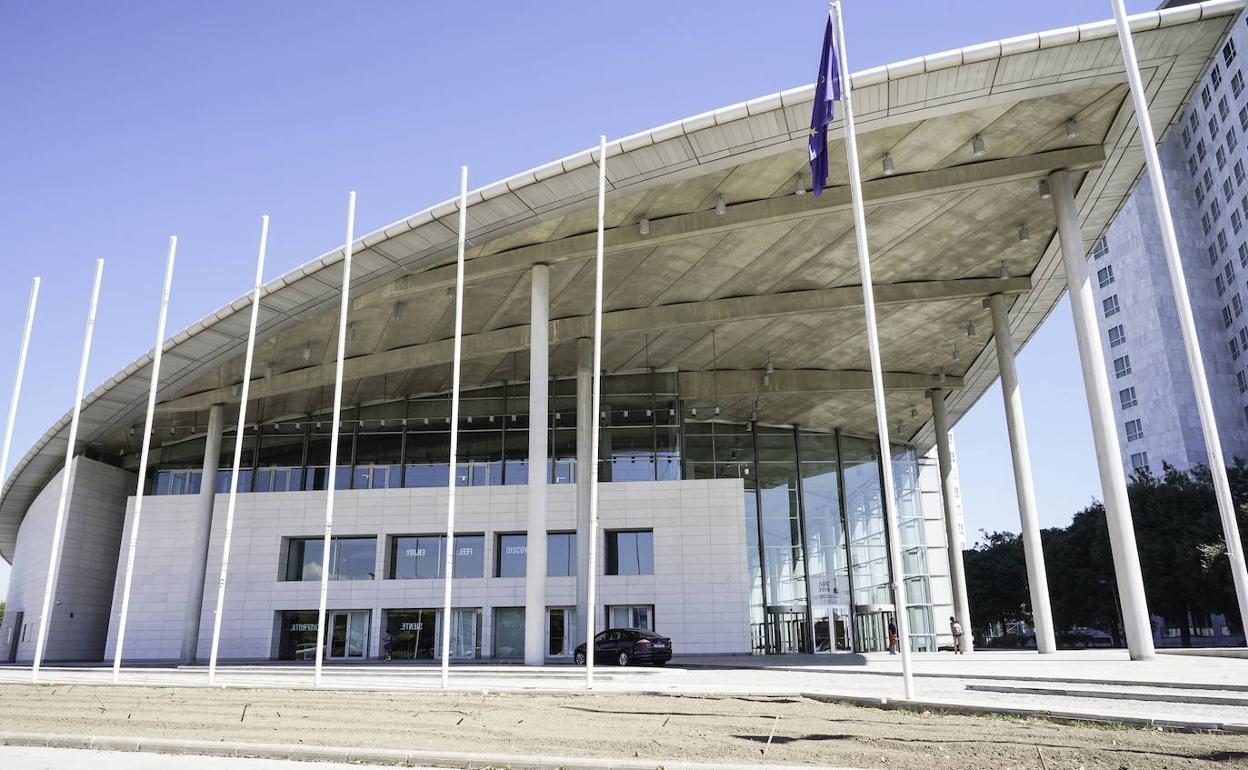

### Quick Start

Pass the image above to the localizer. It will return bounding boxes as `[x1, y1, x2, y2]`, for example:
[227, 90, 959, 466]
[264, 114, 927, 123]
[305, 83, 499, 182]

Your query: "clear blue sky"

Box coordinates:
[0, 0, 1159, 595]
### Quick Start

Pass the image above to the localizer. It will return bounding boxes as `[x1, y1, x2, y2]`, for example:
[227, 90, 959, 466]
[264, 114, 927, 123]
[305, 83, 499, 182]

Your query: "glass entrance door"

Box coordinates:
[765, 609, 808, 654]
[812, 605, 853, 653]
[450, 609, 480, 659]
[853, 608, 895, 653]
[328, 610, 369, 660]
[546, 607, 576, 658]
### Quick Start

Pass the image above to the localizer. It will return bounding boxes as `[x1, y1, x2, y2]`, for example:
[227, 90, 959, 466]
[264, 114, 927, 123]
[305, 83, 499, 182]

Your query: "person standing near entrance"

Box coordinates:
[949, 616, 964, 654]
[887, 620, 898, 654]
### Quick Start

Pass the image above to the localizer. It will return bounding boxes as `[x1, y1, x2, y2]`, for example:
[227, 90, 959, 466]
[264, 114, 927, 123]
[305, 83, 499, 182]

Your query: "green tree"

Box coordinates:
[962, 463, 1247, 648]
[963, 530, 1030, 642]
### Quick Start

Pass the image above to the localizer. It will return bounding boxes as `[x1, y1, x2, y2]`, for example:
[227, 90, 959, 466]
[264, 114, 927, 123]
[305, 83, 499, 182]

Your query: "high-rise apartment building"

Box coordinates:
[1096, 10, 1248, 477]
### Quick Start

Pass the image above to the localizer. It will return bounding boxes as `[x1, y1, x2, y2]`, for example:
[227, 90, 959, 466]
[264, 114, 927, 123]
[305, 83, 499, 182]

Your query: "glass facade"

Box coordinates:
[283, 537, 377, 582]
[683, 420, 934, 654]
[388, 534, 485, 579]
[147, 373, 681, 496]
[139, 371, 935, 654]
[605, 530, 654, 576]
[382, 608, 481, 660]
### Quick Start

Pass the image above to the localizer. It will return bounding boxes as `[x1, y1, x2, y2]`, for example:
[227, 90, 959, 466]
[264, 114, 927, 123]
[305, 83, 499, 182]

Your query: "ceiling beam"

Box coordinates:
[356, 144, 1101, 309]
[678, 369, 963, 399]
[158, 275, 1025, 413]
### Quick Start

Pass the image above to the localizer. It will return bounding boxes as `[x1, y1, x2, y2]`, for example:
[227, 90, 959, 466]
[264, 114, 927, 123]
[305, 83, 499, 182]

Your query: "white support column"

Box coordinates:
[113, 237, 178, 681]
[313, 192, 357, 687]
[524, 263, 550, 666]
[440, 166, 469, 689]
[929, 388, 972, 653]
[0, 277, 39, 483]
[183, 403, 223, 663]
[1111, 0, 1248, 637]
[207, 215, 270, 686]
[1050, 169, 1155, 660]
[575, 337, 592, 647]
[831, 1, 914, 698]
[32, 258, 104, 681]
[988, 292, 1056, 654]
[584, 135, 607, 689]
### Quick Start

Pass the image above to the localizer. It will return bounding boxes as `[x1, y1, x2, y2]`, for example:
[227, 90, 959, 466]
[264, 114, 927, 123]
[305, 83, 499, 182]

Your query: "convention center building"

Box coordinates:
[1, 2, 1238, 665]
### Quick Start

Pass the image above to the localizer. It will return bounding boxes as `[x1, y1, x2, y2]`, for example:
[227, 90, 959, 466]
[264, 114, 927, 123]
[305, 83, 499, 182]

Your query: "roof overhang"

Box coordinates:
[2, 1, 1241, 561]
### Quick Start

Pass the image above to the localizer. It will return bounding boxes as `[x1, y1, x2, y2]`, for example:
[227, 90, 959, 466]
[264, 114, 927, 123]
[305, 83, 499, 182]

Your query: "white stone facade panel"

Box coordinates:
[103, 479, 750, 662]
[2, 457, 133, 662]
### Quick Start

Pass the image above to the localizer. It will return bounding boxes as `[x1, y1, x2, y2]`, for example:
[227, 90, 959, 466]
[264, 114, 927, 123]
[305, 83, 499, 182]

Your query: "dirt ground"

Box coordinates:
[0, 684, 1245, 769]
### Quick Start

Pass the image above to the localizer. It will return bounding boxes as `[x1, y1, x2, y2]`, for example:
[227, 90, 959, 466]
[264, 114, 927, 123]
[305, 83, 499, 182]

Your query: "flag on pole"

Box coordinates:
[809, 9, 842, 197]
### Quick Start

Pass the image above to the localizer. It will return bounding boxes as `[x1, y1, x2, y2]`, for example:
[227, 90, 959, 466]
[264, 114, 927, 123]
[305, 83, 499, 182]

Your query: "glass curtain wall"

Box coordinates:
[134, 374, 934, 652]
[684, 422, 931, 655]
[146, 373, 683, 494]
[841, 436, 891, 608]
[893, 446, 934, 651]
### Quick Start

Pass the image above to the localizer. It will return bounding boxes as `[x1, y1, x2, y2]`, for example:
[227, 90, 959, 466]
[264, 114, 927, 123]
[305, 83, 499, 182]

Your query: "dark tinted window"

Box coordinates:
[284, 537, 375, 581]
[547, 532, 576, 577]
[606, 530, 654, 575]
[390, 534, 484, 579]
[496, 533, 527, 577]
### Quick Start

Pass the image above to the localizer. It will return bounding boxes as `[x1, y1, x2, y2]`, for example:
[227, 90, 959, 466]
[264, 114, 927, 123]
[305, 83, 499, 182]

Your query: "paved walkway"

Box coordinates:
[3, 649, 1245, 730]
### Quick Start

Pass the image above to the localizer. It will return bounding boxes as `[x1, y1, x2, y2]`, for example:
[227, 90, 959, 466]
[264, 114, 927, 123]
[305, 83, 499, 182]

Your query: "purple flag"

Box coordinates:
[809, 11, 842, 197]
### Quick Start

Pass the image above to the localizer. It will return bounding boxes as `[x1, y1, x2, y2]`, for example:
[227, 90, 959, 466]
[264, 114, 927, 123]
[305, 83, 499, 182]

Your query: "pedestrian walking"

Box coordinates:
[887, 620, 898, 654]
[950, 616, 964, 654]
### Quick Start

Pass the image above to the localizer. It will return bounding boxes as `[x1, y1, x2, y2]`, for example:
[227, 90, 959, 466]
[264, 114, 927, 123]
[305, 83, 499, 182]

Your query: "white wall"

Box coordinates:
[1, 457, 133, 662]
[105, 478, 750, 661]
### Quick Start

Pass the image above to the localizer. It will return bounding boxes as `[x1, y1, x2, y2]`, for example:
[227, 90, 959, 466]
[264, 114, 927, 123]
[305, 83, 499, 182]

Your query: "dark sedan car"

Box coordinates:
[574, 628, 672, 666]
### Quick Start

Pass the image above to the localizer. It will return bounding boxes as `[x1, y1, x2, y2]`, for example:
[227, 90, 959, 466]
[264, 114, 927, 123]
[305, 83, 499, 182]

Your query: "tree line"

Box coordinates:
[964, 462, 1248, 647]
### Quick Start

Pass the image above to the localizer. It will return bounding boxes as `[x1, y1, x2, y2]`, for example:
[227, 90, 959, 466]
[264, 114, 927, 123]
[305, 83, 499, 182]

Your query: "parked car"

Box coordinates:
[574, 628, 672, 666]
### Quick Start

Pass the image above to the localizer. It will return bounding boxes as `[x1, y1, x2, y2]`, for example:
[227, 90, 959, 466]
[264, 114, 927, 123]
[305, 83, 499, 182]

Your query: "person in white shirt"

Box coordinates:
[949, 616, 965, 654]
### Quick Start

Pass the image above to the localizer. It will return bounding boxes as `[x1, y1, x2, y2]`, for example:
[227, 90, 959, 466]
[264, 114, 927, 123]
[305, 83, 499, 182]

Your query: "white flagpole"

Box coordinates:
[207, 216, 269, 686]
[831, 1, 915, 700]
[0, 277, 39, 483]
[440, 168, 469, 689]
[32, 259, 104, 682]
[585, 135, 607, 689]
[1110, 0, 1248, 632]
[112, 236, 177, 683]
[313, 191, 356, 688]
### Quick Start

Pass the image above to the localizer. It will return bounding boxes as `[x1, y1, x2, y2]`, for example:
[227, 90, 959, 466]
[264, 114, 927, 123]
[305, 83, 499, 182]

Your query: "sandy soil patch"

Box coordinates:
[0, 684, 1245, 769]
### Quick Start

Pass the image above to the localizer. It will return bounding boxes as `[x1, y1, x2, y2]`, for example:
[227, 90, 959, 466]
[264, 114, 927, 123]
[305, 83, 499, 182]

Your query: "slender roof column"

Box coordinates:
[525, 264, 550, 666]
[929, 388, 973, 653]
[989, 291, 1057, 654]
[575, 337, 592, 650]
[182, 403, 223, 663]
[1050, 169, 1155, 660]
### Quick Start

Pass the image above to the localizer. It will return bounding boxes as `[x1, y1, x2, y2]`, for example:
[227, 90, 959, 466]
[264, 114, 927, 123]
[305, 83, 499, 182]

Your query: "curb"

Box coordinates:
[796, 692, 1233, 733]
[0, 731, 869, 770]
[965, 683, 1248, 707]
[674, 662, 1248, 693]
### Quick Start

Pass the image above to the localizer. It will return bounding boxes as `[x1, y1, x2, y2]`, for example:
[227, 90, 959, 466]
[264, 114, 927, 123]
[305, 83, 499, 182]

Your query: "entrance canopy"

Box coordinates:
[1, 2, 1240, 560]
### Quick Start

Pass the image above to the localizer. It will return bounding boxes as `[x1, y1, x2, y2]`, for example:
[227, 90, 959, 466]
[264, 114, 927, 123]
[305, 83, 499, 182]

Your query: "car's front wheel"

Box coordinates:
[617, 651, 631, 666]
[574, 651, 586, 665]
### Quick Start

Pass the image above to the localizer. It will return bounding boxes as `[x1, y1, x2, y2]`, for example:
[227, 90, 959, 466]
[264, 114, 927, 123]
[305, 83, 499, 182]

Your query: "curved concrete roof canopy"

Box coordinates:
[1, 0, 1242, 560]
